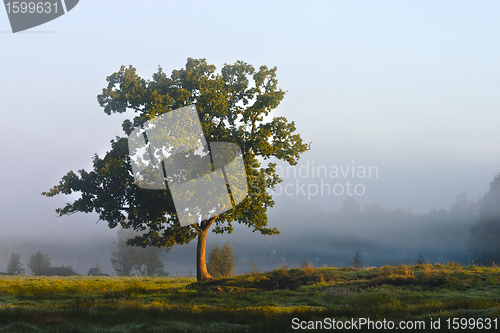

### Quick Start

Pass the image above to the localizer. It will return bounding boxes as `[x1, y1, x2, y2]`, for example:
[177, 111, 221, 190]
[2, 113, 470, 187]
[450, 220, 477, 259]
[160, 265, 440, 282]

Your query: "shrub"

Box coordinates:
[301, 261, 314, 274]
[39, 266, 78, 276]
[207, 242, 236, 278]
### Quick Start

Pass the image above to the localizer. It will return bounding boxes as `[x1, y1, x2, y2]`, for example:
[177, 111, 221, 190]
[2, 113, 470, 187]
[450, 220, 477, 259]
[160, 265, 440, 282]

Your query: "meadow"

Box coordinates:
[0, 263, 499, 332]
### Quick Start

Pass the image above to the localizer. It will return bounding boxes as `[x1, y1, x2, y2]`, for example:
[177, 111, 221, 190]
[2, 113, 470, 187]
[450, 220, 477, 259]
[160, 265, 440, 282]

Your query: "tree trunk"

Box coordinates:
[196, 216, 216, 281]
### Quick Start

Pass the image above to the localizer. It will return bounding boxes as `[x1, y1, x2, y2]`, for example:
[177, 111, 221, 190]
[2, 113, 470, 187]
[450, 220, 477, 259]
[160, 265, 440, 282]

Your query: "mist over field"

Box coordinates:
[0, 191, 483, 275]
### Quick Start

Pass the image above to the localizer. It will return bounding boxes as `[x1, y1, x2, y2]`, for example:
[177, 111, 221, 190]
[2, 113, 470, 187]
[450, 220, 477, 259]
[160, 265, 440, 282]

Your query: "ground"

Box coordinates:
[0, 264, 499, 332]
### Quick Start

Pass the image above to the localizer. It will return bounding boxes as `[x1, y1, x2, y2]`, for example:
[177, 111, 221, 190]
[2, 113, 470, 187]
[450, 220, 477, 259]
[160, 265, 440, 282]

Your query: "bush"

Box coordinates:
[207, 242, 236, 278]
[39, 266, 78, 276]
[154, 268, 170, 277]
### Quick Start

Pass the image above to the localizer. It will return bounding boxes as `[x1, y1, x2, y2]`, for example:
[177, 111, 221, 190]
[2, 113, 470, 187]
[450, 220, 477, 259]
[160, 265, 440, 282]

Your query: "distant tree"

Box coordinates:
[470, 173, 500, 265]
[248, 262, 259, 275]
[7, 253, 22, 275]
[111, 229, 168, 276]
[450, 192, 479, 220]
[416, 254, 425, 265]
[27, 251, 51, 275]
[338, 197, 363, 218]
[352, 248, 363, 269]
[207, 242, 236, 278]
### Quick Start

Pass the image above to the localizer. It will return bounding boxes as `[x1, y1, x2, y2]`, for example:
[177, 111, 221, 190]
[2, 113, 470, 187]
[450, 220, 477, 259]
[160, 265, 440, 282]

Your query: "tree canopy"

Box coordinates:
[43, 58, 309, 280]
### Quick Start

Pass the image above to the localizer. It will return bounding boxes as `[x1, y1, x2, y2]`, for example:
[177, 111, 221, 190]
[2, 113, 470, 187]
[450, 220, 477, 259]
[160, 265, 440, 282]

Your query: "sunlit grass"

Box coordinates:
[0, 275, 194, 298]
[0, 264, 499, 332]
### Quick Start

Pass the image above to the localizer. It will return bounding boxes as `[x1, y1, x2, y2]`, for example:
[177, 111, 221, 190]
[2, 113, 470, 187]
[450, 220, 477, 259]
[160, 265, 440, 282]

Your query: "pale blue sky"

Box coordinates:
[1, 1, 499, 241]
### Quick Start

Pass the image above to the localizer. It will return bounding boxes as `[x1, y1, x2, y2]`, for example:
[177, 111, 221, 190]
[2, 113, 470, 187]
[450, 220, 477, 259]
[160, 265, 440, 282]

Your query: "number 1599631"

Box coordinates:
[5, 2, 58, 14]
[446, 318, 497, 330]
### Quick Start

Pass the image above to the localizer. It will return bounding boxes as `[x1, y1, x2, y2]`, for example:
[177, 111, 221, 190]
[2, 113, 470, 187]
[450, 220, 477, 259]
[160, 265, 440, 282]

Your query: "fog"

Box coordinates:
[0, 192, 483, 275]
[1, 1, 499, 275]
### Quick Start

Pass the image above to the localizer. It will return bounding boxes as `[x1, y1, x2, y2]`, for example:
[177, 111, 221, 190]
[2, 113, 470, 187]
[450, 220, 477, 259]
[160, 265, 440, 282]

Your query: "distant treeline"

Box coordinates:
[4, 174, 499, 275]
[235, 173, 500, 269]
[4, 251, 78, 276]
[3, 230, 169, 277]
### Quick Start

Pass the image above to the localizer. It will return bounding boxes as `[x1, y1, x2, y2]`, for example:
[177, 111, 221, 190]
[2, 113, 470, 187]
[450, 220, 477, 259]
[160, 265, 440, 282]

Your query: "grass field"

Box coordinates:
[0, 263, 499, 332]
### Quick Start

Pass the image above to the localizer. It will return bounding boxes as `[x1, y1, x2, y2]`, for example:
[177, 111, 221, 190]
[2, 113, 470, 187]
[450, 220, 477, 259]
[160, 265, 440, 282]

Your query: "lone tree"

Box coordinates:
[42, 58, 309, 281]
[352, 248, 363, 269]
[7, 253, 22, 275]
[207, 241, 236, 278]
